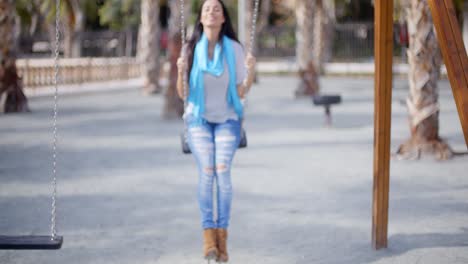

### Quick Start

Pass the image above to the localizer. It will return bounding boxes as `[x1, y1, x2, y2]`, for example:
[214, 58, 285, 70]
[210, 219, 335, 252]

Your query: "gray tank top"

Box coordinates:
[202, 41, 246, 123]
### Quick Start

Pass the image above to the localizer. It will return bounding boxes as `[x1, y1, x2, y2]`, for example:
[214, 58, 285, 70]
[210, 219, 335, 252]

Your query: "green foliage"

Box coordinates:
[39, 0, 76, 28]
[191, 0, 203, 24]
[453, 0, 464, 25]
[15, 0, 36, 28]
[98, 0, 140, 30]
[453, 0, 463, 11]
[335, 0, 374, 22]
[224, 1, 238, 32]
[81, 0, 100, 27]
[268, 1, 295, 26]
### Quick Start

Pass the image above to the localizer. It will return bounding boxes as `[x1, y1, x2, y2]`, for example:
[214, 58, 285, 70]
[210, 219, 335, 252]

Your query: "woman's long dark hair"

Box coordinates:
[186, 0, 239, 76]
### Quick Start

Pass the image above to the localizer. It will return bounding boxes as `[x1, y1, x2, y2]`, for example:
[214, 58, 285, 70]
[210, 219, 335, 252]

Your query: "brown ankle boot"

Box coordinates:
[216, 228, 229, 262]
[203, 228, 218, 260]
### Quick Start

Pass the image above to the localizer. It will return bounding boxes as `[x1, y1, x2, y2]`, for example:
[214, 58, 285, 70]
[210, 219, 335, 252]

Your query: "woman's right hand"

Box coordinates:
[177, 56, 187, 74]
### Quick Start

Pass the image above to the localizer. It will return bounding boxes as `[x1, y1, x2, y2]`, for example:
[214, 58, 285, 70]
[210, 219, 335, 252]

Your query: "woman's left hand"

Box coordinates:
[245, 53, 256, 72]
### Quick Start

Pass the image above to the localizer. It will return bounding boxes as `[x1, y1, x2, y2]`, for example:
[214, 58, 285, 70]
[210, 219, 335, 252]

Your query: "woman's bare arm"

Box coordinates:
[176, 57, 189, 100]
[237, 53, 257, 98]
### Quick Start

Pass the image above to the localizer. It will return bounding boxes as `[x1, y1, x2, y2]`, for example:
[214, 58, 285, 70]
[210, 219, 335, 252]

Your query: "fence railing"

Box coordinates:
[257, 26, 297, 58]
[257, 23, 406, 61]
[16, 57, 141, 88]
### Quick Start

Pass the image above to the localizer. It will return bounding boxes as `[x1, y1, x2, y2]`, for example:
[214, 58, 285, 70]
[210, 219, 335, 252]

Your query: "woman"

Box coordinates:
[176, 0, 256, 262]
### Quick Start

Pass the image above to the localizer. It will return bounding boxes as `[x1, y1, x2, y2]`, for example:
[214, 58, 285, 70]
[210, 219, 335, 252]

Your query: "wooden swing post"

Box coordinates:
[372, 0, 393, 250]
[372, 0, 468, 250]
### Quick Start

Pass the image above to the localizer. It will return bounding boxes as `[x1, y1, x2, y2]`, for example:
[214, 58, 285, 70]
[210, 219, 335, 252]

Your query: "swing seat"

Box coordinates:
[312, 94, 342, 126]
[239, 128, 247, 148]
[181, 128, 247, 154]
[0, 235, 63, 250]
[312, 94, 341, 106]
[181, 132, 191, 154]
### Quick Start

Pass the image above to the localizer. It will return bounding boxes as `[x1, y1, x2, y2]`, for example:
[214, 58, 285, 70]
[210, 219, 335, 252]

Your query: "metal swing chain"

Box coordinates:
[249, 0, 260, 57]
[245, 0, 260, 96]
[51, 0, 60, 240]
[179, 0, 188, 111]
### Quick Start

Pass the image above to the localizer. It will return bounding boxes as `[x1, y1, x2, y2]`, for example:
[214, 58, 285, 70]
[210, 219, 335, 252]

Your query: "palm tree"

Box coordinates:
[0, 0, 29, 113]
[294, 0, 334, 98]
[15, 0, 42, 53]
[138, 0, 162, 94]
[40, 0, 83, 58]
[98, 0, 141, 57]
[99, 0, 140, 30]
[313, 0, 334, 74]
[294, 0, 318, 97]
[397, 0, 453, 159]
[241, 0, 259, 83]
[259, 0, 271, 31]
[243, 0, 254, 50]
[242, 0, 270, 62]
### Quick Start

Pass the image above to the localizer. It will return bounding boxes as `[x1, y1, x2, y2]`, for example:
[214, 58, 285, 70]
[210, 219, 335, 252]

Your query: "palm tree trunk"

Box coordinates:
[63, 24, 73, 58]
[70, 0, 83, 58]
[41, 0, 77, 58]
[0, 0, 29, 113]
[258, 0, 271, 31]
[243, 0, 253, 50]
[138, 0, 161, 95]
[397, 0, 453, 160]
[57, 0, 80, 58]
[162, 0, 190, 119]
[313, 0, 333, 74]
[243, 0, 260, 82]
[239, 0, 267, 57]
[295, 0, 319, 97]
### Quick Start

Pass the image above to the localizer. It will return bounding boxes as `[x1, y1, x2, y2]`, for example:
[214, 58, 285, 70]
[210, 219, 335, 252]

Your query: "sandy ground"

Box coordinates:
[1, 76, 467, 264]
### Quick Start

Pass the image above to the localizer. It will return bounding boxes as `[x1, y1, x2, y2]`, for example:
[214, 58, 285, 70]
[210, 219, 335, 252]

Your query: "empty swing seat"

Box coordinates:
[312, 95, 342, 126]
[238, 128, 247, 148]
[0, 236, 63, 250]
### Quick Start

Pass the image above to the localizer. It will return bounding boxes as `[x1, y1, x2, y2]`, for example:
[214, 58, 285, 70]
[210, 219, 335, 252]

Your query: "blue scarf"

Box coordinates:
[188, 33, 243, 123]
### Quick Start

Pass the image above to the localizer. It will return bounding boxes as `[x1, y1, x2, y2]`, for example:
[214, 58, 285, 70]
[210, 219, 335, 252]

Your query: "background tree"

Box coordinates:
[15, 0, 42, 54]
[334, 0, 374, 23]
[313, 0, 334, 75]
[242, 0, 254, 50]
[40, 0, 83, 58]
[98, 0, 140, 56]
[0, 0, 29, 113]
[162, 0, 191, 119]
[138, 0, 161, 95]
[397, 0, 453, 160]
[294, 0, 318, 97]
[258, 0, 271, 31]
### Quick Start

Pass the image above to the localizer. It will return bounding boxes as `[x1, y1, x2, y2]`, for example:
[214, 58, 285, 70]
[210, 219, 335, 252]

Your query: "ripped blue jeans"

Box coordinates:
[187, 116, 241, 229]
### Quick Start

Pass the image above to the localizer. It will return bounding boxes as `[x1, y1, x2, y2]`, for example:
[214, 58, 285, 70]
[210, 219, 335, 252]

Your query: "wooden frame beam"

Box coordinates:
[428, 0, 468, 148]
[372, 0, 468, 251]
[372, 0, 393, 250]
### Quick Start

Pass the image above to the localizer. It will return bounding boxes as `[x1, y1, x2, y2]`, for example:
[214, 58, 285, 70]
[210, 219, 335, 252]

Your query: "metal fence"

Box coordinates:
[257, 26, 297, 58]
[16, 23, 409, 88]
[21, 23, 406, 61]
[257, 23, 406, 61]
